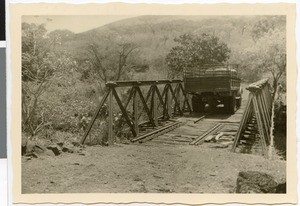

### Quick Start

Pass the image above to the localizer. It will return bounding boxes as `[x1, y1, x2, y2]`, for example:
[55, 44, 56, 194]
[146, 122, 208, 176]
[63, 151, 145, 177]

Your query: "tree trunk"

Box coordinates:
[269, 78, 279, 159]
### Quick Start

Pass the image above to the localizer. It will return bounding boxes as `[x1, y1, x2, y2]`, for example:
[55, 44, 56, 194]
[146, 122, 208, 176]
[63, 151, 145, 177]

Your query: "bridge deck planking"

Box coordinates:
[139, 98, 248, 147]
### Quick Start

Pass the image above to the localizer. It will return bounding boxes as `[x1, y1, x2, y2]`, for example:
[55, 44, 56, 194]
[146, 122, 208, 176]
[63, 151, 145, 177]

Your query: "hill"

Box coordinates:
[53, 15, 285, 81]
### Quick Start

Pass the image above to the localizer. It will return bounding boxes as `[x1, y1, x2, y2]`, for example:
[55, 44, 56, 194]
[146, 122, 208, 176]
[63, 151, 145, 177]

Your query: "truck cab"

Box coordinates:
[183, 65, 242, 114]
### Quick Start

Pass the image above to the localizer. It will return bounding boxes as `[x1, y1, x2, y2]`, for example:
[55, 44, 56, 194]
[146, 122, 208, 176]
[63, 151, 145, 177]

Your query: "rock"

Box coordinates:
[205, 135, 215, 142]
[71, 141, 82, 147]
[33, 145, 47, 154]
[120, 139, 130, 144]
[26, 152, 38, 158]
[210, 144, 228, 149]
[22, 138, 28, 156]
[25, 156, 32, 161]
[25, 140, 36, 154]
[215, 132, 224, 141]
[22, 138, 49, 157]
[221, 141, 233, 146]
[62, 146, 74, 153]
[57, 142, 64, 147]
[276, 182, 286, 193]
[46, 145, 62, 156]
[236, 171, 278, 193]
[43, 149, 55, 157]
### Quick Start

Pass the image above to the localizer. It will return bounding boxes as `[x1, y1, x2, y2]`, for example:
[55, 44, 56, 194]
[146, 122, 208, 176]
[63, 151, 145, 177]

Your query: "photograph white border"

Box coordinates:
[8, 2, 297, 204]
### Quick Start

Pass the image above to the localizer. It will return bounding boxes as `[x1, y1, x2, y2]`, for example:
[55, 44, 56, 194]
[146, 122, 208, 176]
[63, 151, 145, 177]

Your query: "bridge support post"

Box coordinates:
[231, 79, 273, 157]
[167, 84, 172, 119]
[133, 87, 139, 136]
[152, 86, 158, 126]
[108, 88, 114, 145]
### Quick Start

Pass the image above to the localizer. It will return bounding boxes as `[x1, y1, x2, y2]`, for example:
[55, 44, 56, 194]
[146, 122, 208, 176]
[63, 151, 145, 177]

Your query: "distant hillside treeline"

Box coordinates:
[52, 15, 285, 80]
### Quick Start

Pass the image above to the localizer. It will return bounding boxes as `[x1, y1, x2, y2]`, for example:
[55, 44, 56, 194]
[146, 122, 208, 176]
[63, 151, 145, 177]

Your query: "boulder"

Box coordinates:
[236, 171, 278, 193]
[25, 152, 38, 158]
[62, 146, 74, 153]
[21, 138, 49, 157]
[276, 182, 286, 193]
[71, 141, 82, 147]
[46, 145, 62, 156]
[21, 138, 28, 156]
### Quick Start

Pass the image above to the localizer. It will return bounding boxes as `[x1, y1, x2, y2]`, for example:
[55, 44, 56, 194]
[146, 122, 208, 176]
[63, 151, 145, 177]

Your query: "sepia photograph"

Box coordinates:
[20, 14, 287, 194]
[9, 2, 297, 204]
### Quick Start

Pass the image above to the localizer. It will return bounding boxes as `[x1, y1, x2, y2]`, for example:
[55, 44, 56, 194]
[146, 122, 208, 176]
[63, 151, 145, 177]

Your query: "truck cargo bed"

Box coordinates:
[184, 76, 240, 94]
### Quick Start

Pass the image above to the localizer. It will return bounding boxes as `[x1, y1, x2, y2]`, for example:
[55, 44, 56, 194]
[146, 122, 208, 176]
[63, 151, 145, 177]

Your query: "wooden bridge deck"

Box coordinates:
[135, 105, 243, 146]
[138, 94, 264, 156]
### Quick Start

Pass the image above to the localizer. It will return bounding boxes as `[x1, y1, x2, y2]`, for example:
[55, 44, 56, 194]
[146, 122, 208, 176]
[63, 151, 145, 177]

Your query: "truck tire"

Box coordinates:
[223, 95, 235, 114]
[236, 97, 242, 109]
[229, 94, 236, 114]
[192, 95, 205, 113]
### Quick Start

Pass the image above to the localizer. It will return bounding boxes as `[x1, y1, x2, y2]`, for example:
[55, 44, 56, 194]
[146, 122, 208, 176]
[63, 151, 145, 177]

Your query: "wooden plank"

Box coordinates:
[154, 85, 166, 114]
[108, 89, 114, 145]
[136, 87, 156, 127]
[80, 90, 110, 144]
[179, 83, 192, 112]
[252, 94, 268, 156]
[106, 79, 182, 87]
[152, 88, 158, 126]
[231, 93, 253, 151]
[190, 123, 223, 145]
[112, 88, 137, 137]
[133, 88, 139, 136]
[168, 84, 183, 116]
[193, 115, 206, 123]
[137, 85, 153, 121]
[124, 88, 134, 109]
[131, 122, 181, 142]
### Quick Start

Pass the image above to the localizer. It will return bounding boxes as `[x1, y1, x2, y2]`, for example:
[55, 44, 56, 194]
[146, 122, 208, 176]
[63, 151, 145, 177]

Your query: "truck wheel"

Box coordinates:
[236, 97, 242, 109]
[229, 94, 236, 114]
[223, 97, 230, 114]
[192, 96, 205, 113]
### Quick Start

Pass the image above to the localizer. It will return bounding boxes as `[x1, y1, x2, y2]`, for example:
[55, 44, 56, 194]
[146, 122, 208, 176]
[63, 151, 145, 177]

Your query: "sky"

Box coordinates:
[22, 15, 138, 33]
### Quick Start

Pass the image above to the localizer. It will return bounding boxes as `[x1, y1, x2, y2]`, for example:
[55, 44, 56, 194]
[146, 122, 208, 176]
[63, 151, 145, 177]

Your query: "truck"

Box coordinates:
[183, 65, 242, 114]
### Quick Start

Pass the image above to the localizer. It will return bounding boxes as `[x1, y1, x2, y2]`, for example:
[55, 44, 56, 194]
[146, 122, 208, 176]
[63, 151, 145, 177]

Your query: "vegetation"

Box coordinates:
[21, 15, 286, 144]
[166, 33, 230, 77]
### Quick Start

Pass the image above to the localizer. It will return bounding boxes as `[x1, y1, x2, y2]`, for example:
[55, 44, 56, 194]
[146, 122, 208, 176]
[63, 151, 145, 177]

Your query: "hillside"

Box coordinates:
[54, 15, 285, 81]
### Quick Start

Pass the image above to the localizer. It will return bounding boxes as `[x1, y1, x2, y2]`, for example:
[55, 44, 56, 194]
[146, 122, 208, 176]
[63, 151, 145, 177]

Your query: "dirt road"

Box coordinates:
[22, 141, 285, 193]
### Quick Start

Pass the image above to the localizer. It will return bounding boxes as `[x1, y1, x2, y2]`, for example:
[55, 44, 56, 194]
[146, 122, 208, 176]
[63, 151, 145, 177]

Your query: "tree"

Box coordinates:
[87, 40, 139, 82]
[22, 23, 71, 137]
[74, 33, 147, 94]
[250, 19, 275, 43]
[250, 17, 285, 43]
[248, 29, 286, 100]
[249, 28, 286, 158]
[166, 33, 231, 76]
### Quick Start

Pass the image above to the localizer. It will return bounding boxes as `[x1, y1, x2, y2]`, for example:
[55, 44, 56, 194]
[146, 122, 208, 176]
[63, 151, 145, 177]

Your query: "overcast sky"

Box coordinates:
[22, 15, 137, 33]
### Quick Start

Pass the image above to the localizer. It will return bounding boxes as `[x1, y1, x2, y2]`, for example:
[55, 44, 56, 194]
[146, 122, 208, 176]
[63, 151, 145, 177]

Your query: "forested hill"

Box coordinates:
[55, 15, 285, 81]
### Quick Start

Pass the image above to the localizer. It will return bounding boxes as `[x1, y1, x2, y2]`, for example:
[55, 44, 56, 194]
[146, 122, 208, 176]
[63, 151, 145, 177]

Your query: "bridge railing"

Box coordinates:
[80, 80, 192, 145]
[232, 78, 273, 156]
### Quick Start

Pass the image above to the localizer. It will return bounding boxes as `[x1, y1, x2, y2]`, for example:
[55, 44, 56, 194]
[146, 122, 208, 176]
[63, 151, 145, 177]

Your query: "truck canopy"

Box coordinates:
[183, 65, 241, 94]
[184, 65, 239, 78]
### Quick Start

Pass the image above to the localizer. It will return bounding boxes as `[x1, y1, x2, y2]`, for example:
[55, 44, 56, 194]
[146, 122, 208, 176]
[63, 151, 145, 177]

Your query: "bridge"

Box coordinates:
[80, 78, 274, 157]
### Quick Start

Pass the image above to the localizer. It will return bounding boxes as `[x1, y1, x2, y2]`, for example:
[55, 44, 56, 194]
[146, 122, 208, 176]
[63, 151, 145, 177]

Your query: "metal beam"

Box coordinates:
[106, 79, 182, 87]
